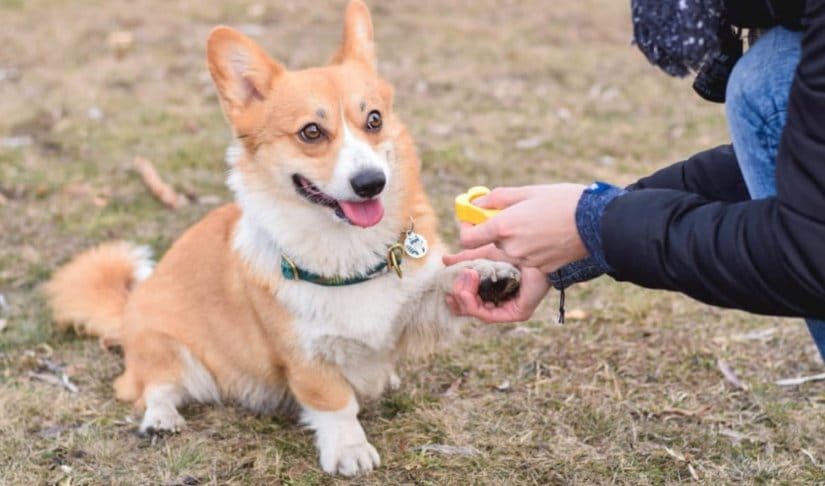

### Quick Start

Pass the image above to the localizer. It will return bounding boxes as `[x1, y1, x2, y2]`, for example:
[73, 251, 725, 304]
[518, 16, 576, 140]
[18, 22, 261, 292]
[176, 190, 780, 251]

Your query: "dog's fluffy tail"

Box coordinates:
[45, 241, 154, 344]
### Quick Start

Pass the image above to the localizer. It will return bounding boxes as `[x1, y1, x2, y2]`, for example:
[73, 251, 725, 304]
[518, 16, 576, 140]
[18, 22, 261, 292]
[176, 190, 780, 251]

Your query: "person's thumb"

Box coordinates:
[443, 244, 513, 266]
[474, 186, 531, 209]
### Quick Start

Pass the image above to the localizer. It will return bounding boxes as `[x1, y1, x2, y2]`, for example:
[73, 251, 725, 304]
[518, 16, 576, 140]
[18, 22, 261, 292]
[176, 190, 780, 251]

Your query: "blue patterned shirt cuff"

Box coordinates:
[574, 182, 625, 275]
[547, 257, 605, 290]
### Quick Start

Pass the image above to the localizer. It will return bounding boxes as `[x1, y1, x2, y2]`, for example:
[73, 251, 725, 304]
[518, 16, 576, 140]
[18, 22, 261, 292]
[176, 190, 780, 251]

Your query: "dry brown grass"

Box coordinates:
[2, 0, 825, 484]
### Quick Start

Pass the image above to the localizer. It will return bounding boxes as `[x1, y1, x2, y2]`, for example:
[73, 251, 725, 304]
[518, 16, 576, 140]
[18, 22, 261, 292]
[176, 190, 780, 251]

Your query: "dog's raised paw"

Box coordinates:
[472, 261, 521, 304]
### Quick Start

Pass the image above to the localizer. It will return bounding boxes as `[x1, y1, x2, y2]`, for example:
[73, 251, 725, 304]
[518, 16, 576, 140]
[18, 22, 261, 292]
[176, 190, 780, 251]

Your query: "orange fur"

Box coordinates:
[45, 241, 149, 344]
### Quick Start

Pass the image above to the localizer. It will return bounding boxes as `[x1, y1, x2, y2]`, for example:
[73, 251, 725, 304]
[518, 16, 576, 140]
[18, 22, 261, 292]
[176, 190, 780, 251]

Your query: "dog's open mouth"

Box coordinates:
[292, 174, 384, 228]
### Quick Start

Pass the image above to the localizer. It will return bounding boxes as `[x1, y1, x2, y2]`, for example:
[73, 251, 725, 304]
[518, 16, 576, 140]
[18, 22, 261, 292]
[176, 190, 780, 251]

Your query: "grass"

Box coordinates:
[2, 0, 825, 484]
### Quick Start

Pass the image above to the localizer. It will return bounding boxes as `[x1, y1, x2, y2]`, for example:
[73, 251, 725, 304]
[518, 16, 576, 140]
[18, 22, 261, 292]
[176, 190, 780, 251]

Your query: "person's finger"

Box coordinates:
[450, 269, 485, 314]
[445, 295, 459, 315]
[459, 219, 502, 249]
[443, 244, 513, 266]
[466, 300, 525, 323]
[473, 186, 531, 209]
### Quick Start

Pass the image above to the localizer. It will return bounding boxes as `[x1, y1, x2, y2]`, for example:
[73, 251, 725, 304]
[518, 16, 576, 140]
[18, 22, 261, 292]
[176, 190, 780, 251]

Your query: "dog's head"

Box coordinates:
[208, 1, 404, 230]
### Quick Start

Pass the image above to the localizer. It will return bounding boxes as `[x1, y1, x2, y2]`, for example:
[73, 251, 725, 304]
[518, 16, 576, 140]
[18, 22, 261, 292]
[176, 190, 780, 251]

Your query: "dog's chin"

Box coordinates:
[292, 174, 385, 228]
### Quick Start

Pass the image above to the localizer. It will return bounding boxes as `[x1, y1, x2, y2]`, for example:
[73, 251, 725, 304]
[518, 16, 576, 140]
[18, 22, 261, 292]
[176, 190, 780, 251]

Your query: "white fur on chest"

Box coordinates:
[277, 252, 443, 356]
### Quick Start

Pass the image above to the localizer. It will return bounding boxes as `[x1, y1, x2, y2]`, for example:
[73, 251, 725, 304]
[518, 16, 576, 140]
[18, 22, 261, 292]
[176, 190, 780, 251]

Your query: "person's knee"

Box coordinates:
[725, 41, 765, 117]
[726, 28, 801, 123]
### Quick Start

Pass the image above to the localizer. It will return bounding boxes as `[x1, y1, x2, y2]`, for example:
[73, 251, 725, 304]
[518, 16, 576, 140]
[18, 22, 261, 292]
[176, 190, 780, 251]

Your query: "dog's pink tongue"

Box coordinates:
[339, 199, 384, 228]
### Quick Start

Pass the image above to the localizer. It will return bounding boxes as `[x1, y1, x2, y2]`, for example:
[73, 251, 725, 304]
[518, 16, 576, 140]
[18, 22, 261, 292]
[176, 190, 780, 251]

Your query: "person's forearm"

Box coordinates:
[600, 190, 825, 318]
[548, 145, 749, 290]
[626, 145, 749, 201]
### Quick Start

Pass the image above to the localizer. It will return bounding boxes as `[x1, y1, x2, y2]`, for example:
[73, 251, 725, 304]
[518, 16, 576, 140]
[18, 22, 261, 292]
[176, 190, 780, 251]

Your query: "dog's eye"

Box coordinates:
[299, 123, 324, 143]
[366, 111, 382, 132]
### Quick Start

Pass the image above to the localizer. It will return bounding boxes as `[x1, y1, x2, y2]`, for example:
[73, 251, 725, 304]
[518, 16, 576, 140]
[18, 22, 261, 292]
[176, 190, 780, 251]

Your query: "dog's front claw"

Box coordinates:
[320, 441, 381, 476]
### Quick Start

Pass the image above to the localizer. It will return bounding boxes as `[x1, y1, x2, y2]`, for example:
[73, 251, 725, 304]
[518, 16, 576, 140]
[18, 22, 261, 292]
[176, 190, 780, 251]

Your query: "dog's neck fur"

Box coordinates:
[227, 160, 405, 281]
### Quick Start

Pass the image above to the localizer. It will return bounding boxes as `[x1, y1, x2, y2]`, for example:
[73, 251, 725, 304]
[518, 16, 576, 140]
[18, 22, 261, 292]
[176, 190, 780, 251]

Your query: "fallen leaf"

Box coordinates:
[0, 319, 7, 332]
[107, 30, 134, 58]
[717, 359, 748, 391]
[133, 157, 187, 209]
[664, 446, 686, 462]
[514, 136, 545, 150]
[566, 309, 590, 321]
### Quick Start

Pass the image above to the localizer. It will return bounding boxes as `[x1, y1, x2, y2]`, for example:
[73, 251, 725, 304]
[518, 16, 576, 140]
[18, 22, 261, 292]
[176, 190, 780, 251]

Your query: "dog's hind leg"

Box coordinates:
[116, 329, 200, 435]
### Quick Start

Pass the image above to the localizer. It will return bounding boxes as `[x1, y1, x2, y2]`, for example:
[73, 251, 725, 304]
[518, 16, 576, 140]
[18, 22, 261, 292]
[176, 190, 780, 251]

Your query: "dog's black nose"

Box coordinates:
[350, 169, 386, 198]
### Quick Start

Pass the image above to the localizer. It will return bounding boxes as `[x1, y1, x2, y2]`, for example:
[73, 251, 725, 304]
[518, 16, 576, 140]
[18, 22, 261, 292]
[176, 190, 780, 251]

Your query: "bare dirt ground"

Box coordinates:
[2, 0, 825, 484]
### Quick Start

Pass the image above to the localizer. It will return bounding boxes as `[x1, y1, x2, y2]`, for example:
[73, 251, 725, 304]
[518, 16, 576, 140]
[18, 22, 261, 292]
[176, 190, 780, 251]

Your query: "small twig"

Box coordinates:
[688, 464, 700, 481]
[133, 157, 186, 209]
[417, 444, 481, 457]
[664, 446, 686, 462]
[717, 359, 748, 391]
[29, 372, 78, 393]
[775, 372, 825, 386]
[660, 405, 711, 418]
[801, 448, 817, 465]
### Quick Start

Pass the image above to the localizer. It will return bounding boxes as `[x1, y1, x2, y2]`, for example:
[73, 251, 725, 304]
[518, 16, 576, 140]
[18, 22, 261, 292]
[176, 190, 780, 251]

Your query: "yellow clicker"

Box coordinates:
[454, 186, 500, 225]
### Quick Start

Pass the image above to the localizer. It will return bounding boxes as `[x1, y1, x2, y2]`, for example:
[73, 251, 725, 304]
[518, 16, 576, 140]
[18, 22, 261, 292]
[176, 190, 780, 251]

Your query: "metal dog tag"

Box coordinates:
[403, 231, 428, 259]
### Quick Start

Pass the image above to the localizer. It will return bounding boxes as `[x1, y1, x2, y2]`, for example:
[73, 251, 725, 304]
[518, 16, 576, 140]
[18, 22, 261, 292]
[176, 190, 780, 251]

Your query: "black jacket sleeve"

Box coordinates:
[725, 0, 806, 29]
[601, 0, 825, 319]
[627, 145, 750, 202]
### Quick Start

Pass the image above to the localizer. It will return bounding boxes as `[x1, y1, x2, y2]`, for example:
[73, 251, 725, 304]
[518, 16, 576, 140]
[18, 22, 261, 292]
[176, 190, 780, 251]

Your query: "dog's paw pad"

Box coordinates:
[321, 441, 381, 476]
[472, 261, 521, 304]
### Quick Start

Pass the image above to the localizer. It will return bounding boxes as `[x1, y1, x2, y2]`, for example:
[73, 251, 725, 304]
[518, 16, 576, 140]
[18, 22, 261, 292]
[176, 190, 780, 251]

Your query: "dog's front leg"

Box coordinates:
[394, 258, 521, 359]
[289, 360, 380, 476]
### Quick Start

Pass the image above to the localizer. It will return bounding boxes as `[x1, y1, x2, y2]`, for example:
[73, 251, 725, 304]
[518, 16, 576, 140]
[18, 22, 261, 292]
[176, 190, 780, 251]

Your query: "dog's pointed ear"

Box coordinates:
[331, 0, 375, 70]
[207, 27, 284, 116]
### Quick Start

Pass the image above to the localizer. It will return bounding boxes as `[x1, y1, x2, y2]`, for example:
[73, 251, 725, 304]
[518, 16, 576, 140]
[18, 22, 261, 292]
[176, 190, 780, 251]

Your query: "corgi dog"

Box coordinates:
[45, 0, 520, 476]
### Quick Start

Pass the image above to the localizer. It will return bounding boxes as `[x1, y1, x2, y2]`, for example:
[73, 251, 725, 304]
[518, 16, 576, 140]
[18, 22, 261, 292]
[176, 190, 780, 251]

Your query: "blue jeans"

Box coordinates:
[726, 27, 825, 362]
